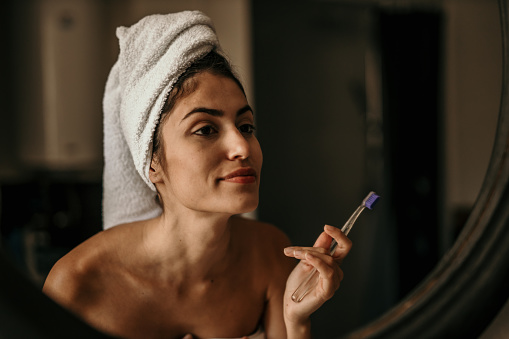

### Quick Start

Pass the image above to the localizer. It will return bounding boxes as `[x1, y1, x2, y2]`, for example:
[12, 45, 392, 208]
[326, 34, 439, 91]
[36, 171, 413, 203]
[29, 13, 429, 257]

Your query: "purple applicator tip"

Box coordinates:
[364, 192, 380, 210]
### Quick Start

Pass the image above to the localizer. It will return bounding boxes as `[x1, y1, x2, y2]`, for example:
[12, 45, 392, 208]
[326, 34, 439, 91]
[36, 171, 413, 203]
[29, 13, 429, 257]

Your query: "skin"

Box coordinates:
[42, 72, 352, 339]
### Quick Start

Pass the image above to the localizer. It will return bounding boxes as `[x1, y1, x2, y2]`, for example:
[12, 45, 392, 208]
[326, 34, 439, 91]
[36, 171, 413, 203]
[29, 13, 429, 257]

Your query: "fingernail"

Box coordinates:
[294, 249, 303, 257]
[324, 225, 335, 232]
[284, 247, 293, 255]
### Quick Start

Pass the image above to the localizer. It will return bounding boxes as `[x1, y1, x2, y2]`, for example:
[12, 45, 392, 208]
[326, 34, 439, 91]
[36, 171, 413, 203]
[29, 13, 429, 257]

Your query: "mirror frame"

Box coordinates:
[1, 0, 508, 337]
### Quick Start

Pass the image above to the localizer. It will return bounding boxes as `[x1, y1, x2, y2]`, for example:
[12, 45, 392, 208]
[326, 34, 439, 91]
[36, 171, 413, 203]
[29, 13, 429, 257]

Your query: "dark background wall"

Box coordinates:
[252, 3, 396, 336]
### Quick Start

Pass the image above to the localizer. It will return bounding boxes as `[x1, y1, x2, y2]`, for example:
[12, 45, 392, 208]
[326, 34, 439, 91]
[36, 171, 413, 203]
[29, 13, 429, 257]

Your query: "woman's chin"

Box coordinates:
[228, 197, 259, 215]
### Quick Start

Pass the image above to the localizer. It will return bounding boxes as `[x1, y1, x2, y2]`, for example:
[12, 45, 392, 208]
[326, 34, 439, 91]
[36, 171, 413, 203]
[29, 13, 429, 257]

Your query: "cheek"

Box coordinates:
[166, 148, 218, 186]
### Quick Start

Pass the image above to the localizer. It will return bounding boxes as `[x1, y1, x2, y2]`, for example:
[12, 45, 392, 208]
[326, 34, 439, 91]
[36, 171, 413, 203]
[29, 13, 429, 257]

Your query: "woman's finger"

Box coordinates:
[285, 247, 335, 264]
[324, 225, 352, 260]
[312, 230, 333, 249]
[283, 246, 329, 258]
[305, 252, 343, 298]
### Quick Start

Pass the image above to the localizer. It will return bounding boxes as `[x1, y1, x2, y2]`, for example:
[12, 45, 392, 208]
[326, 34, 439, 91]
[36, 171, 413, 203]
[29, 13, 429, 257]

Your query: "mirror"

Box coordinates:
[253, 0, 501, 337]
[1, 0, 508, 338]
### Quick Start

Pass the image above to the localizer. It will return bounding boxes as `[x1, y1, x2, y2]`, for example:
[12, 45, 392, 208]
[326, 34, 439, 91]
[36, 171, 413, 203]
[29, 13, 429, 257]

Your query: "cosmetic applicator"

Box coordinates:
[291, 191, 380, 303]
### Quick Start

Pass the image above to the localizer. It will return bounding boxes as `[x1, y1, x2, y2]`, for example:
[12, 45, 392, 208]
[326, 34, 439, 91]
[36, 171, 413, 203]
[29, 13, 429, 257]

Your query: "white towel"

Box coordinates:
[102, 11, 220, 229]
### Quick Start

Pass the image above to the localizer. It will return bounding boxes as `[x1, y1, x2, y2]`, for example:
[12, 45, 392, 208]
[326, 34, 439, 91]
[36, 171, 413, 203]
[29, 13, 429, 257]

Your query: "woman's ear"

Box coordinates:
[149, 158, 164, 184]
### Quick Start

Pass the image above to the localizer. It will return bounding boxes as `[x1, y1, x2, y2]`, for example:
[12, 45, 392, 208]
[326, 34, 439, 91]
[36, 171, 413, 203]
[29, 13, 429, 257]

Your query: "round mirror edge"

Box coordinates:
[342, 0, 509, 337]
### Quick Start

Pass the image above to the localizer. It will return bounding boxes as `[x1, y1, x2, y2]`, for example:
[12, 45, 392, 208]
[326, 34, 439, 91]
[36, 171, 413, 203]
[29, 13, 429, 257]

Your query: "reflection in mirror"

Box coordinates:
[0, 0, 501, 338]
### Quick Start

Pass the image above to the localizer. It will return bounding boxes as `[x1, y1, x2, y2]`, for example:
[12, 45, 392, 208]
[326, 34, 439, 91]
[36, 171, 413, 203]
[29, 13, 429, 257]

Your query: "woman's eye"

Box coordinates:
[239, 124, 256, 134]
[193, 125, 217, 136]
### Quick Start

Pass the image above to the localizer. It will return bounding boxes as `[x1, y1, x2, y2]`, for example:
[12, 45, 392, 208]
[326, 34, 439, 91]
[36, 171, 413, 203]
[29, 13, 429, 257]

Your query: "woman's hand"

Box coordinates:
[283, 225, 352, 328]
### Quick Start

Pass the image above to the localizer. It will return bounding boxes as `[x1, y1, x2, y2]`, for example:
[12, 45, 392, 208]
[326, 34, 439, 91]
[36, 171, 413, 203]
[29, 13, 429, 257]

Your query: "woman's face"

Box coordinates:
[151, 72, 262, 216]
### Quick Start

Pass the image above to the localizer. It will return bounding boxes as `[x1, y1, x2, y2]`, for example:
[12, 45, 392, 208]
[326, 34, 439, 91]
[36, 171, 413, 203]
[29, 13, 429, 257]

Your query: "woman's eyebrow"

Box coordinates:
[237, 105, 254, 117]
[180, 107, 223, 124]
[180, 105, 254, 124]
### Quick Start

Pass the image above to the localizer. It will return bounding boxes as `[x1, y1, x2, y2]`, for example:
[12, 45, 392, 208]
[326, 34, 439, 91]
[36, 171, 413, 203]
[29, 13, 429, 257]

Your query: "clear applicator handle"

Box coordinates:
[291, 192, 379, 303]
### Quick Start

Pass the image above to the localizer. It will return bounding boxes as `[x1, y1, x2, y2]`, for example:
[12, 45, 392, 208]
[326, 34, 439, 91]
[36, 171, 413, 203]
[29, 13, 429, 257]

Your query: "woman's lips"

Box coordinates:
[221, 168, 257, 184]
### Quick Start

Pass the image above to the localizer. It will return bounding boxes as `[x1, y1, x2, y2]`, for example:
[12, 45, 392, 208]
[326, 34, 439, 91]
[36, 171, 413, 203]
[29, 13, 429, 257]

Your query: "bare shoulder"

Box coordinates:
[42, 225, 130, 312]
[231, 216, 295, 325]
[231, 216, 295, 280]
[43, 233, 100, 306]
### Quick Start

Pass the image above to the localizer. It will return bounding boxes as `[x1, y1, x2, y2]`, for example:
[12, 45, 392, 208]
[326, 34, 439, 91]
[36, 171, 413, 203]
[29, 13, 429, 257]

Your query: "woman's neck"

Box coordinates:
[140, 211, 235, 283]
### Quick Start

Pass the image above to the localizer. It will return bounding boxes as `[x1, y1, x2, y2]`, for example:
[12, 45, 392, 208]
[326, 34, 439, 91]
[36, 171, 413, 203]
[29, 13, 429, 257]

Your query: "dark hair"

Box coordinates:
[151, 50, 245, 163]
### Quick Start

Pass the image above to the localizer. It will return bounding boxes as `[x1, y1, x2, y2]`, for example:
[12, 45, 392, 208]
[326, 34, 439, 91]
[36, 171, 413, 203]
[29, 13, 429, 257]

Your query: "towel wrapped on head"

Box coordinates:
[103, 11, 220, 229]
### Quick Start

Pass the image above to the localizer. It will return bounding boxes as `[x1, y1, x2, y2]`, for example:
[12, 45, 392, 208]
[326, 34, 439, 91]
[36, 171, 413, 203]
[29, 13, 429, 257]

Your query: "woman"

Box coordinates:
[42, 11, 352, 339]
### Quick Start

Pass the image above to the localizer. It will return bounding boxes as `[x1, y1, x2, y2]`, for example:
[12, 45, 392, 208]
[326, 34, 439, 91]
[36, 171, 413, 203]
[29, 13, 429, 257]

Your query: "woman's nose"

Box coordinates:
[225, 129, 250, 160]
